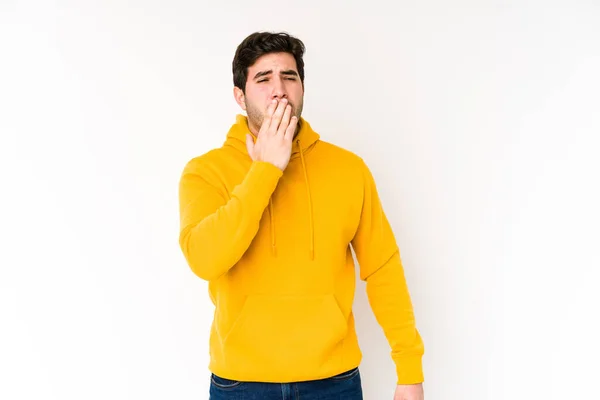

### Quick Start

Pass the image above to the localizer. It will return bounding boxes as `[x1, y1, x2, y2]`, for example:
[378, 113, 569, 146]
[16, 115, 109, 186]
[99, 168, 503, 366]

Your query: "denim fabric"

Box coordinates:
[209, 367, 363, 400]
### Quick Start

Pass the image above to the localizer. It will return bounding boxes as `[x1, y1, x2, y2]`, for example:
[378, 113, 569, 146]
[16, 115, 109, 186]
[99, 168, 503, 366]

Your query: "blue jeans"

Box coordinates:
[209, 367, 363, 399]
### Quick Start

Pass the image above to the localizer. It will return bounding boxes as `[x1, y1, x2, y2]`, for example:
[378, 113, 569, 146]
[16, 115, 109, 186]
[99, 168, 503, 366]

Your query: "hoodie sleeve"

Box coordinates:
[178, 159, 282, 281]
[350, 159, 425, 385]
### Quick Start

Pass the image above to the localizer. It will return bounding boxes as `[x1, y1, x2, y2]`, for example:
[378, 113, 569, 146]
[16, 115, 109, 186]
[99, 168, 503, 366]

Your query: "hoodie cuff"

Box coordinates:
[393, 355, 424, 384]
[232, 161, 283, 203]
[247, 161, 283, 185]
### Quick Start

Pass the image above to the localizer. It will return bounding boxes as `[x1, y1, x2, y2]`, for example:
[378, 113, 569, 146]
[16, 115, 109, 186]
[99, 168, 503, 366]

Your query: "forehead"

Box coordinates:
[248, 52, 298, 73]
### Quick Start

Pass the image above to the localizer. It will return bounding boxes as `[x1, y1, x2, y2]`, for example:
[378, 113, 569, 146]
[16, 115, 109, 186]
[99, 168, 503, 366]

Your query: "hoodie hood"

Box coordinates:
[224, 114, 320, 260]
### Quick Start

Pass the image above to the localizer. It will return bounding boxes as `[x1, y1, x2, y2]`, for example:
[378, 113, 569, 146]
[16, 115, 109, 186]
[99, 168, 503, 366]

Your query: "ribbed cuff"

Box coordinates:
[394, 355, 424, 384]
[232, 161, 282, 206]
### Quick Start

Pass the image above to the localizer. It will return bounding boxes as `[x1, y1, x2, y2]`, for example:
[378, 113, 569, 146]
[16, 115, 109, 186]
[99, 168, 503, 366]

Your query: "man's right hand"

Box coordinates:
[246, 98, 297, 171]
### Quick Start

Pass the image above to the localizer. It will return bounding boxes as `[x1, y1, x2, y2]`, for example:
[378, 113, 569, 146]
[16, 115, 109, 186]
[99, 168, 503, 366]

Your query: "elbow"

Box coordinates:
[179, 227, 227, 282]
[361, 249, 400, 281]
[188, 259, 225, 282]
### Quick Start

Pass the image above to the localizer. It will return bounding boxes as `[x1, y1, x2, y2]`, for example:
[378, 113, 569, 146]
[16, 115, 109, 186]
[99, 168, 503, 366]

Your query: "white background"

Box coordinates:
[1, 1, 599, 399]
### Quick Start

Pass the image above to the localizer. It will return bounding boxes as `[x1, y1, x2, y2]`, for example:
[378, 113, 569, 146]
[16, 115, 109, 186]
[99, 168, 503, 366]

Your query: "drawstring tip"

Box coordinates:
[272, 244, 277, 257]
[310, 249, 314, 260]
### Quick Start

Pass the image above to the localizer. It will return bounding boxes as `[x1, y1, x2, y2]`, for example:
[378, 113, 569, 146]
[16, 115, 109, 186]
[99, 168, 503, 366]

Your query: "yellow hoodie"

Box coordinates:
[178, 114, 424, 384]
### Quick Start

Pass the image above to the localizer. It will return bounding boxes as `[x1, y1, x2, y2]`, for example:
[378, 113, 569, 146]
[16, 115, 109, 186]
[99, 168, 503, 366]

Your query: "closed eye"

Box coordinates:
[254, 69, 299, 83]
[257, 77, 296, 83]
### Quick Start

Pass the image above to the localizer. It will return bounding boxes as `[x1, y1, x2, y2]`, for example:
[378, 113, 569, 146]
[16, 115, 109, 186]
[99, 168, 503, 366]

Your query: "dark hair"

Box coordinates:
[232, 31, 306, 92]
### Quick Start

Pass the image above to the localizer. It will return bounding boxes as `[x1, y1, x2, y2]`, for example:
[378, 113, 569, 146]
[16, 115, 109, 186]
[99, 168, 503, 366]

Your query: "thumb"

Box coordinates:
[246, 134, 255, 156]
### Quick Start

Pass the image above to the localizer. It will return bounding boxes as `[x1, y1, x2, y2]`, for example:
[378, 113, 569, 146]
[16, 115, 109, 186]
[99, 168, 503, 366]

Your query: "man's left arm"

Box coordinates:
[350, 159, 425, 395]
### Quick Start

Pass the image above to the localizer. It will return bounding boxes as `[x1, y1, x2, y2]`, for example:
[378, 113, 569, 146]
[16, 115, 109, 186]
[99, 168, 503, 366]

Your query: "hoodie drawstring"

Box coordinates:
[269, 197, 276, 256]
[268, 140, 315, 260]
[298, 140, 315, 260]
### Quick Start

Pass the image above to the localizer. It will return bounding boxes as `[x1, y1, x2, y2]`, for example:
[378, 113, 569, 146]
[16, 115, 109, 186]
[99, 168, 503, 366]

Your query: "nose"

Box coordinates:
[270, 77, 287, 100]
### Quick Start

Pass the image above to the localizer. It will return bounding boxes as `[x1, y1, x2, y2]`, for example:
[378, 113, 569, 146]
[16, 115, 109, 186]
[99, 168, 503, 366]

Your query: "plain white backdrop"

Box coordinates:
[1, 0, 599, 399]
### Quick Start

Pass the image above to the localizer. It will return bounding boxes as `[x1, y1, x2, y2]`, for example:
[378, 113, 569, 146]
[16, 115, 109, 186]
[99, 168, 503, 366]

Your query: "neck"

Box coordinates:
[294, 119, 302, 139]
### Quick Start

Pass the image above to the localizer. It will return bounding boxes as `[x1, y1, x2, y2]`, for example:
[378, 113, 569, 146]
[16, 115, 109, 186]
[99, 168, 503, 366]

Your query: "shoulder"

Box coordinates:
[316, 139, 371, 173]
[314, 140, 382, 193]
[180, 147, 231, 176]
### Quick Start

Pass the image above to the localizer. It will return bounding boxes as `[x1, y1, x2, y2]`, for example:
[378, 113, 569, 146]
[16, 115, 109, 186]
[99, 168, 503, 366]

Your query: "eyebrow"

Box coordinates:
[253, 69, 299, 80]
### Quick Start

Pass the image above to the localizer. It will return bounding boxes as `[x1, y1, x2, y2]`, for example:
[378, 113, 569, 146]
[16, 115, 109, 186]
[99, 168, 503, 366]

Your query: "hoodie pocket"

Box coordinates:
[222, 294, 348, 372]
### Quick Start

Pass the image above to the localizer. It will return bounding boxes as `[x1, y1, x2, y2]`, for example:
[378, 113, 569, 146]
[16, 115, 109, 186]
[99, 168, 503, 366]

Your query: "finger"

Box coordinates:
[270, 99, 288, 135]
[284, 116, 298, 141]
[260, 99, 278, 133]
[277, 104, 292, 136]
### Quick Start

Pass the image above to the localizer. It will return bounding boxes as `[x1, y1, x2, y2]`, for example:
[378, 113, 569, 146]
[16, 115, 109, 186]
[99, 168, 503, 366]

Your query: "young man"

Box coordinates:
[178, 31, 425, 400]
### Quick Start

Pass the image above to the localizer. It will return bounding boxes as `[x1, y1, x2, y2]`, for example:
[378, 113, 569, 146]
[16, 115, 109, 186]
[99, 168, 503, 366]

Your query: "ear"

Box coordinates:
[233, 86, 246, 111]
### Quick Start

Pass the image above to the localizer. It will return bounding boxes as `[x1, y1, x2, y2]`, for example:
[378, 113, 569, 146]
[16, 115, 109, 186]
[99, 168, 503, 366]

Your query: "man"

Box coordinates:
[178, 31, 425, 400]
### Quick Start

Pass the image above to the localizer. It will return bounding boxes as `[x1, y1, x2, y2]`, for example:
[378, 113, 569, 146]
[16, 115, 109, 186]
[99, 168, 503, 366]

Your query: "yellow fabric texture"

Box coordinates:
[178, 114, 424, 384]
